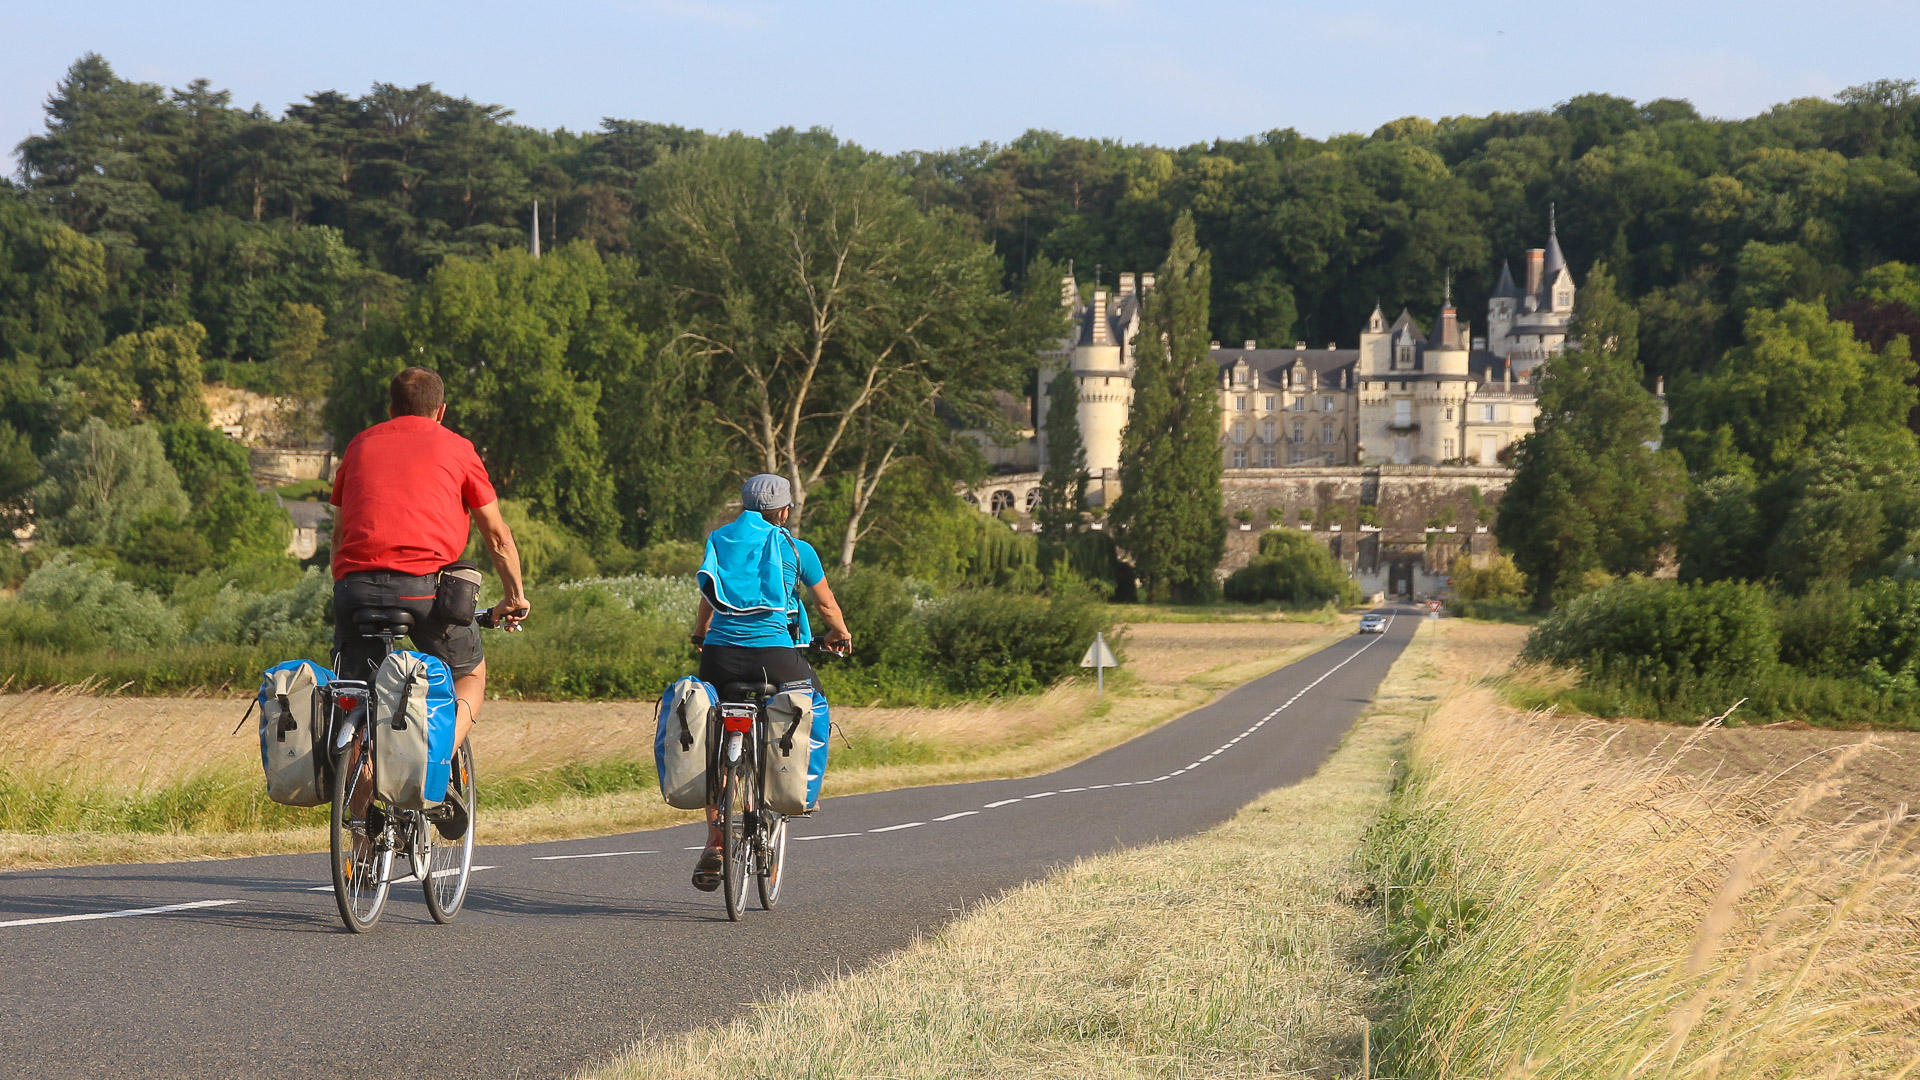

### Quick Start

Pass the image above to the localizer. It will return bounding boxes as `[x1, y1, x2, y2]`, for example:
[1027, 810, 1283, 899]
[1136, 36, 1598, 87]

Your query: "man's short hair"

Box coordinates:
[390, 367, 445, 417]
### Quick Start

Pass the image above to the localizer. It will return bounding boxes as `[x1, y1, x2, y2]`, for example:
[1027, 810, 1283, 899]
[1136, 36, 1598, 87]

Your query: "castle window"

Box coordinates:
[1292, 397, 1304, 412]
[1232, 422, 1247, 442]
[1396, 346, 1413, 368]
[1293, 421, 1305, 442]
[1321, 419, 1334, 442]
[1025, 488, 1041, 512]
[1235, 395, 1247, 411]
[1443, 438, 1455, 459]
[1480, 404, 1496, 423]
[1260, 447, 1276, 467]
[1445, 406, 1454, 420]
[1557, 291, 1571, 307]
[1231, 449, 1247, 468]
[1264, 395, 1276, 411]
[1321, 395, 1333, 412]
[1394, 399, 1412, 426]
[1261, 420, 1276, 441]
[990, 490, 1014, 513]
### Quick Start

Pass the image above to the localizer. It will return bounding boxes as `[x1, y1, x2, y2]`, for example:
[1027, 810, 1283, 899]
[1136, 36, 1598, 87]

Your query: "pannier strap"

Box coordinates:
[676, 691, 696, 752]
[272, 669, 296, 741]
[392, 667, 414, 732]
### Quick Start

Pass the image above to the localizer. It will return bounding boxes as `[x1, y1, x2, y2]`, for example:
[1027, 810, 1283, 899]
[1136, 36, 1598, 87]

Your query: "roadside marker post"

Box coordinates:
[1080, 632, 1119, 697]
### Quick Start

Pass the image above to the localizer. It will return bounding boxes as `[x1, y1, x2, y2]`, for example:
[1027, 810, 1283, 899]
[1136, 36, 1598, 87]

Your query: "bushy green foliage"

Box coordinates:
[12, 553, 181, 651]
[190, 568, 333, 652]
[32, 420, 190, 548]
[920, 582, 1113, 696]
[1224, 530, 1361, 607]
[1524, 577, 1778, 701]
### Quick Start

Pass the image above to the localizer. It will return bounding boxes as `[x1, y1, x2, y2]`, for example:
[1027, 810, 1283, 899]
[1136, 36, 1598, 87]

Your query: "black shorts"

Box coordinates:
[697, 644, 822, 701]
[332, 571, 484, 681]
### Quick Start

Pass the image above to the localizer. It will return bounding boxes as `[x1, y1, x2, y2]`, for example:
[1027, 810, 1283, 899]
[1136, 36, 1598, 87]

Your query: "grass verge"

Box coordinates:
[0, 617, 1356, 870]
[1367, 623, 1920, 1078]
[580, 622, 1444, 1080]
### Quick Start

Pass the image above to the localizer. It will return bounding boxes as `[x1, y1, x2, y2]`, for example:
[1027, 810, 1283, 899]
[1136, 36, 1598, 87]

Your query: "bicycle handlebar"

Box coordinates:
[475, 606, 527, 632]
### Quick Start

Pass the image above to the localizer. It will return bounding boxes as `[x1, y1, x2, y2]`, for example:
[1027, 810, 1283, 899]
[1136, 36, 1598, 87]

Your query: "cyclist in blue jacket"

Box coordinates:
[689, 473, 851, 890]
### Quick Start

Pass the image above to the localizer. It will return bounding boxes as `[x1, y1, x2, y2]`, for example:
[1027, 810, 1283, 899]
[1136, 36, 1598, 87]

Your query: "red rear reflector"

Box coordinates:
[337, 695, 360, 711]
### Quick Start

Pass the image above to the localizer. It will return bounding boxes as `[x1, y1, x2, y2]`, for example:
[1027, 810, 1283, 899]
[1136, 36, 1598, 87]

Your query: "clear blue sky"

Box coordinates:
[4, 0, 1917, 165]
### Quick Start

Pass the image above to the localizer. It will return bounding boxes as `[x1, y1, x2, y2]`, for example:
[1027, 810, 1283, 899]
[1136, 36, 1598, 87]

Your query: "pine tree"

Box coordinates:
[1111, 212, 1225, 602]
[1036, 366, 1087, 564]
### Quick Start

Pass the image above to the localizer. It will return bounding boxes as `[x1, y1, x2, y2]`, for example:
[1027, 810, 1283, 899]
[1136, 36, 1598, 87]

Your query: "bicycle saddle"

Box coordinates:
[721, 681, 777, 704]
[352, 607, 416, 635]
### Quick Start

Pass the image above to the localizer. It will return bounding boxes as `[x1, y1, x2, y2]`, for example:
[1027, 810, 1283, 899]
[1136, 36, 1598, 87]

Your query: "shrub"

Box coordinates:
[556, 574, 700, 625]
[190, 568, 334, 653]
[15, 553, 181, 651]
[1224, 529, 1361, 606]
[1450, 554, 1525, 604]
[1523, 577, 1778, 697]
[921, 583, 1112, 696]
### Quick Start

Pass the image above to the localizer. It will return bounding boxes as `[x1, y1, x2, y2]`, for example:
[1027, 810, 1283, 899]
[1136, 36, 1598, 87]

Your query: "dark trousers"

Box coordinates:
[697, 644, 823, 701]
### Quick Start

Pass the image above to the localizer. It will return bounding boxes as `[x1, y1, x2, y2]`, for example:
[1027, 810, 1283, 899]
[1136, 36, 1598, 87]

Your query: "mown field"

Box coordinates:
[0, 614, 1350, 870]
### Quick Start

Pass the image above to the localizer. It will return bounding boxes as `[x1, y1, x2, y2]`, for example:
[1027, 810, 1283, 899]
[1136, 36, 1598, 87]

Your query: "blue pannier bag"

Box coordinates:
[371, 650, 457, 809]
[762, 680, 831, 816]
[655, 676, 719, 809]
[257, 659, 334, 807]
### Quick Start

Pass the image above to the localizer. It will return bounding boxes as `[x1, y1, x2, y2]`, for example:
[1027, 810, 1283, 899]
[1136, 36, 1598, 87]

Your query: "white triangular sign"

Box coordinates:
[1080, 633, 1117, 669]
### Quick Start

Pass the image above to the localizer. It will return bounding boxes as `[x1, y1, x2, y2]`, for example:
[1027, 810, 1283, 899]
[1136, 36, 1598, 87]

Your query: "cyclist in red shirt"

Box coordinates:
[330, 367, 529, 753]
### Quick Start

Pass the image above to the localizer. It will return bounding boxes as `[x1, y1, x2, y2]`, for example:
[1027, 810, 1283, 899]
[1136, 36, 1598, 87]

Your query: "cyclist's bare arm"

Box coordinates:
[808, 577, 851, 653]
[694, 596, 714, 645]
[471, 500, 529, 626]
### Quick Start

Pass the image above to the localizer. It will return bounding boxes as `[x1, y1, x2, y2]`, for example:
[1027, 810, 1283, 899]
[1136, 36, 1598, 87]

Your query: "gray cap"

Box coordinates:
[741, 473, 792, 511]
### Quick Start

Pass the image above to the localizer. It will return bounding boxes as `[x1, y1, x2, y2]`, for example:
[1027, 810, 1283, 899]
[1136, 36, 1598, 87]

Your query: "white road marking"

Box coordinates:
[533, 850, 659, 861]
[869, 822, 923, 833]
[983, 799, 1020, 808]
[0, 899, 239, 928]
[794, 832, 862, 842]
[1058, 788, 1087, 794]
[1024, 791, 1056, 800]
[932, 811, 979, 822]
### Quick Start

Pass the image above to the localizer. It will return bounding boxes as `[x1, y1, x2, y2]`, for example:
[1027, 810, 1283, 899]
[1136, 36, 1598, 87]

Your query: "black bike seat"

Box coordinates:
[720, 681, 777, 703]
[352, 607, 415, 634]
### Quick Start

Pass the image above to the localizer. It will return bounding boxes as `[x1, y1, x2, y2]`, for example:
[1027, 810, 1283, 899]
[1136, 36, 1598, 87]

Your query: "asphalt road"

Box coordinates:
[0, 610, 1415, 1080]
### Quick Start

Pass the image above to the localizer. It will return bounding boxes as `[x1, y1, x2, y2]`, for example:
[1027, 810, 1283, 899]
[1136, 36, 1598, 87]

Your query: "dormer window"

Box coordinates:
[1396, 345, 1413, 369]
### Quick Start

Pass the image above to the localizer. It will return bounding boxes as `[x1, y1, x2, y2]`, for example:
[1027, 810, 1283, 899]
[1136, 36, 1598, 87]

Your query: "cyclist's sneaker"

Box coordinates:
[691, 847, 723, 892]
[427, 790, 469, 841]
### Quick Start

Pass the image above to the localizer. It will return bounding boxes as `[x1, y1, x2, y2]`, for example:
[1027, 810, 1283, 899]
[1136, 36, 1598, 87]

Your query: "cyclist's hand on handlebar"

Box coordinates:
[821, 628, 852, 656]
[496, 596, 531, 630]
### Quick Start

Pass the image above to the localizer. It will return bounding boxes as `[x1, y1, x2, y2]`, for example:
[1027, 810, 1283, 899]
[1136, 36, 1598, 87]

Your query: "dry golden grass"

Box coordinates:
[0, 617, 1351, 869]
[584, 622, 1444, 1080]
[1377, 621, 1920, 1078]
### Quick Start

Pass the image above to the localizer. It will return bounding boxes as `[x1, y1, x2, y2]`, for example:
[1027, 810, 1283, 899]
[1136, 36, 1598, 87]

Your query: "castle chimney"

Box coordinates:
[1505, 359, 1512, 389]
[1525, 248, 1544, 298]
[1209, 340, 1220, 350]
[1244, 339, 1256, 350]
[1140, 272, 1156, 292]
[1119, 272, 1136, 295]
[1091, 291, 1111, 344]
[1060, 274, 1077, 309]
[1656, 375, 1666, 397]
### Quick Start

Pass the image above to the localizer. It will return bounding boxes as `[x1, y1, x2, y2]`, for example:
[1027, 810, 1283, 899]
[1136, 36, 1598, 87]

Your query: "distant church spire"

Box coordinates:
[530, 199, 542, 258]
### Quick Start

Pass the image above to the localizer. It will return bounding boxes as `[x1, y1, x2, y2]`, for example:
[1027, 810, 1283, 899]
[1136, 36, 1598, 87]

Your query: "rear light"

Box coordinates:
[337, 694, 361, 712]
[721, 707, 755, 734]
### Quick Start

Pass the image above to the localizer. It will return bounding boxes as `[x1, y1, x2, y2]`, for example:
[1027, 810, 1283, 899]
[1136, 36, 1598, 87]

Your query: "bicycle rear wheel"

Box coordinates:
[329, 740, 392, 933]
[719, 760, 751, 921]
[423, 742, 475, 923]
[756, 814, 787, 910]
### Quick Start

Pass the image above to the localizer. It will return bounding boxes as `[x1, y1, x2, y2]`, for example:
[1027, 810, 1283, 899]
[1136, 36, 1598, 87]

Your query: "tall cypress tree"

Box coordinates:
[1036, 365, 1088, 567]
[1112, 212, 1225, 602]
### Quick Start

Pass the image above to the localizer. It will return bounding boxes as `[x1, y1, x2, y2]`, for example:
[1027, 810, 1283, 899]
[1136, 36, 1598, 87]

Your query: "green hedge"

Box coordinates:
[1224, 530, 1361, 607]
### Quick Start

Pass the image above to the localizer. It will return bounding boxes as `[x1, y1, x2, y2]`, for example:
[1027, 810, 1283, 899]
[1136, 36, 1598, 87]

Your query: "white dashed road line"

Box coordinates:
[0, 899, 240, 928]
[933, 811, 979, 822]
[533, 850, 660, 861]
[794, 832, 862, 842]
[869, 822, 923, 833]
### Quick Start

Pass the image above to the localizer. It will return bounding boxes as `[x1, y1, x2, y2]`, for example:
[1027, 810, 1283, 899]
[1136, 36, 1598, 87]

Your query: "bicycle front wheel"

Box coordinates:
[719, 761, 751, 922]
[329, 740, 392, 933]
[423, 742, 475, 924]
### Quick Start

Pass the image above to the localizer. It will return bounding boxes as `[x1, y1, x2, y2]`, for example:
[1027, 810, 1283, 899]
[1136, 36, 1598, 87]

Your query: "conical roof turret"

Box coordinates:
[1542, 204, 1566, 282]
[1493, 259, 1522, 298]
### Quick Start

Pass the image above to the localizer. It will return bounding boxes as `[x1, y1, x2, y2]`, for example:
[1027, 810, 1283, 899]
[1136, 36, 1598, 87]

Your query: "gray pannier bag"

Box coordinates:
[257, 660, 333, 807]
[761, 685, 820, 817]
[371, 651, 457, 811]
[655, 677, 716, 810]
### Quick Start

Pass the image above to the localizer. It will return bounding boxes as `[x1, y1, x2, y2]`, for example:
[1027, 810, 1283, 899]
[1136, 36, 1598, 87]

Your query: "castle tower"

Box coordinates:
[1486, 260, 1521, 359]
[1035, 270, 1152, 498]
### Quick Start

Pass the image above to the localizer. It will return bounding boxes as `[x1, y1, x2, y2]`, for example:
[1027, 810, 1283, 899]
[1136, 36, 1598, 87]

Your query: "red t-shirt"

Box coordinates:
[330, 415, 498, 578]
